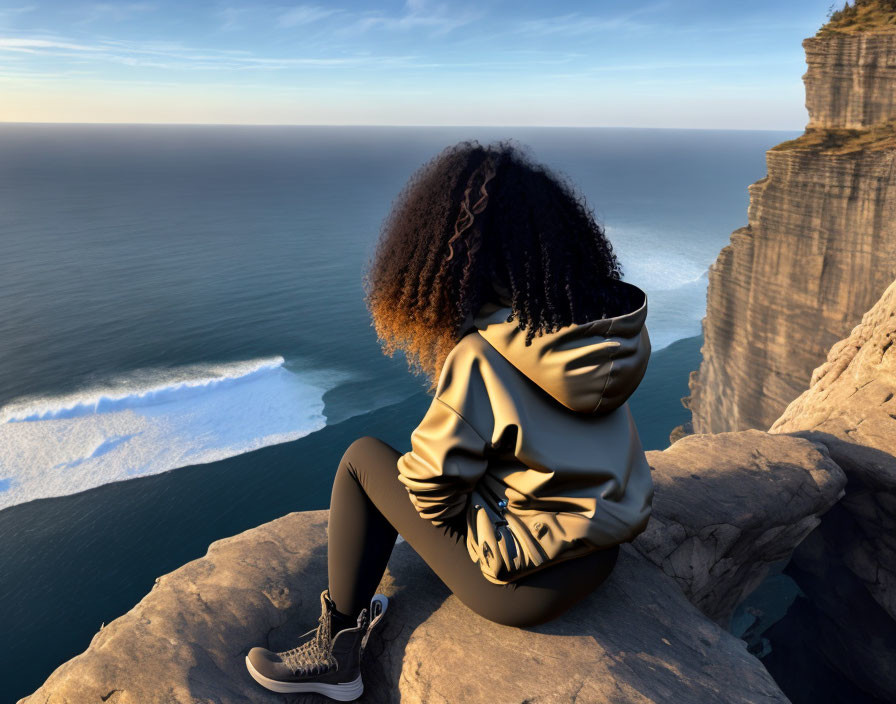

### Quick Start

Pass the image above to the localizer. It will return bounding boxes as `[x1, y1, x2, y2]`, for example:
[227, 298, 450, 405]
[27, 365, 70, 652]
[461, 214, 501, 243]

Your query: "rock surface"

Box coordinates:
[804, 32, 896, 129]
[633, 429, 845, 627]
[765, 277, 896, 701]
[17, 510, 787, 704]
[680, 28, 896, 436]
[668, 15, 896, 701]
[21, 428, 848, 704]
[683, 144, 896, 435]
[771, 276, 896, 617]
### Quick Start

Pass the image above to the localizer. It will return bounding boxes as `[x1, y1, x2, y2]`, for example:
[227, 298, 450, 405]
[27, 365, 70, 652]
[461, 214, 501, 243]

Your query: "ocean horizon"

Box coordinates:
[0, 123, 797, 700]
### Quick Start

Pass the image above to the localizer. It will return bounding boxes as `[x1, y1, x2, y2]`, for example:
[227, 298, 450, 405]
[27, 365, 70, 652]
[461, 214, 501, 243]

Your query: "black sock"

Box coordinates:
[331, 607, 358, 632]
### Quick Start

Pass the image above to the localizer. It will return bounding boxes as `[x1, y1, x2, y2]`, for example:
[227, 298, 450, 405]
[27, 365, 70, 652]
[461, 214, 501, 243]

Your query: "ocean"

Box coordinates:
[0, 123, 796, 701]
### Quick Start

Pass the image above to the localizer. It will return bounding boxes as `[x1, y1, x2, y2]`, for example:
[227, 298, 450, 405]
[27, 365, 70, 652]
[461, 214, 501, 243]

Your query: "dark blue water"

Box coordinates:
[0, 124, 796, 702]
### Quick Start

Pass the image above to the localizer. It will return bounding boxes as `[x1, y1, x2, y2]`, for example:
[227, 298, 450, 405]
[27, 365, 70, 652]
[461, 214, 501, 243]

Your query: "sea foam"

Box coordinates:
[0, 357, 349, 511]
[640, 269, 710, 352]
[606, 224, 711, 352]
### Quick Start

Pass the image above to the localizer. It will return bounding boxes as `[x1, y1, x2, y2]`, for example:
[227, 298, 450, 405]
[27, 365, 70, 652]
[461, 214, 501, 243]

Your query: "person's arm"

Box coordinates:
[397, 396, 490, 527]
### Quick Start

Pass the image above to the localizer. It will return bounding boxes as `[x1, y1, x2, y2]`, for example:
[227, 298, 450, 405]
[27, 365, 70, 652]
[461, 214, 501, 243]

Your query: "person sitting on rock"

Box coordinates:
[245, 139, 655, 700]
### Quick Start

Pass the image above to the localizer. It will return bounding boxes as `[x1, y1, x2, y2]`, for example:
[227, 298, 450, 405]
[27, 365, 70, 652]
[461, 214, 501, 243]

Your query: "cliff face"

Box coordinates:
[765, 275, 896, 702]
[804, 33, 896, 129]
[682, 28, 896, 436]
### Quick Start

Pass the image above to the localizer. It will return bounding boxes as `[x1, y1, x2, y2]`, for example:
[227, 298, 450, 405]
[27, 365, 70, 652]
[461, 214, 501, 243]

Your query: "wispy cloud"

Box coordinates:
[0, 4, 37, 25]
[539, 58, 799, 83]
[0, 33, 419, 73]
[73, 2, 157, 25]
[0, 66, 97, 81]
[513, 13, 646, 37]
[277, 5, 339, 28]
[0, 0, 816, 130]
[0, 37, 101, 52]
[0, 4, 37, 15]
[339, 1, 481, 37]
[511, 2, 672, 37]
[217, 6, 252, 32]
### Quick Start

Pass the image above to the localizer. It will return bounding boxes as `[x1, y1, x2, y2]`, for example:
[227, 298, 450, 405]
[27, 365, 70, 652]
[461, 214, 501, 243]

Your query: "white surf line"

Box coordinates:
[643, 269, 710, 353]
[0, 357, 352, 511]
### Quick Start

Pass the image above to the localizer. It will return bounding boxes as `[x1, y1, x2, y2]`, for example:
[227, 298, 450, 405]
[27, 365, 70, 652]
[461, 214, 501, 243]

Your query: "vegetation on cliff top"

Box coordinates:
[817, 0, 896, 35]
[771, 117, 896, 154]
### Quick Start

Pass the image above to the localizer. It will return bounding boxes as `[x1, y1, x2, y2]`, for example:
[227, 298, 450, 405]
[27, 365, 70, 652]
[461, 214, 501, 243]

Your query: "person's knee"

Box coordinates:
[340, 435, 379, 465]
[347, 435, 381, 453]
[339, 435, 392, 482]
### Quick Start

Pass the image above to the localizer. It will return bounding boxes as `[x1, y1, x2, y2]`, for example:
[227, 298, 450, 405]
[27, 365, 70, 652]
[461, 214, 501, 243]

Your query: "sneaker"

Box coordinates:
[245, 589, 389, 700]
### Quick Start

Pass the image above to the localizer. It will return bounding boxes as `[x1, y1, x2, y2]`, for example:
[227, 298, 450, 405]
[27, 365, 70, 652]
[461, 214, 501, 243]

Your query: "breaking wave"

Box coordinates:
[1, 357, 289, 423]
[0, 357, 351, 511]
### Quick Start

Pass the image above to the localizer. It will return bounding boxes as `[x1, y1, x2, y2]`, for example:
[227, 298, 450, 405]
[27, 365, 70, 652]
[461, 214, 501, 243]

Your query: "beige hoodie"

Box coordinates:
[396, 278, 654, 585]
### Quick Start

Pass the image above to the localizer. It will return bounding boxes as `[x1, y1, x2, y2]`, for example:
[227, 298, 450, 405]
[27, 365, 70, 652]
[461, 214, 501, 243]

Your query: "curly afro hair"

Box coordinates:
[362, 139, 631, 394]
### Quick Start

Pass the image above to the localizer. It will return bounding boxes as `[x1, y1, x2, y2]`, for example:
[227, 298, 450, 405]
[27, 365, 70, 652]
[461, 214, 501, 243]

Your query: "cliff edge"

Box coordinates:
[764, 276, 896, 701]
[19, 431, 844, 703]
[679, 3, 896, 436]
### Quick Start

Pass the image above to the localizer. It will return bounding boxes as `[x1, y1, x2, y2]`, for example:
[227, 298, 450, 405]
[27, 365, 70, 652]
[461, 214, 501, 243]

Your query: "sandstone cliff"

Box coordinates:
[20, 432, 844, 704]
[764, 276, 896, 702]
[805, 30, 896, 129]
[679, 16, 896, 436]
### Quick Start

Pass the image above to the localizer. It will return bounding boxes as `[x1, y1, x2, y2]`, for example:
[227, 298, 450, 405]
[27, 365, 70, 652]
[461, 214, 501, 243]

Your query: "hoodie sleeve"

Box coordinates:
[397, 396, 490, 527]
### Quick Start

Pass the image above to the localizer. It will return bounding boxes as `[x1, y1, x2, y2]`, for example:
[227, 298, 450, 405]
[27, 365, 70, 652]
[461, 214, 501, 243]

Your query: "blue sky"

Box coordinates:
[0, 0, 836, 128]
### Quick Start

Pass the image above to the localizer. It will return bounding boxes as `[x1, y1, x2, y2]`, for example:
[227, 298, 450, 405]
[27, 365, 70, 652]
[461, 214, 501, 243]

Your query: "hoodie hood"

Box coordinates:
[469, 279, 650, 414]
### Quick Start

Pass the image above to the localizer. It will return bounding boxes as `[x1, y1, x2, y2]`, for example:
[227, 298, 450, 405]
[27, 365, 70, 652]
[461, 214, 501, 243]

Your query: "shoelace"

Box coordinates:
[279, 609, 336, 675]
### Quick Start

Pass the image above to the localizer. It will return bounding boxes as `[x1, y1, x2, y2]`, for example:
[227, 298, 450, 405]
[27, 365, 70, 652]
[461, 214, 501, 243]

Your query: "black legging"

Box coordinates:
[327, 435, 620, 628]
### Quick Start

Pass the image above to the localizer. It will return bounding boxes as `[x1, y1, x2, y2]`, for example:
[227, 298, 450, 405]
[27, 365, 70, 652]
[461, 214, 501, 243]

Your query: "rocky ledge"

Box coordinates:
[20, 430, 844, 703]
[766, 276, 896, 701]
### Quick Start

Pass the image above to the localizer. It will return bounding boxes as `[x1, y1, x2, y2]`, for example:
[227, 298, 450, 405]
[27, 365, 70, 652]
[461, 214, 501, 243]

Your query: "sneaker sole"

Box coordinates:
[245, 655, 364, 700]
